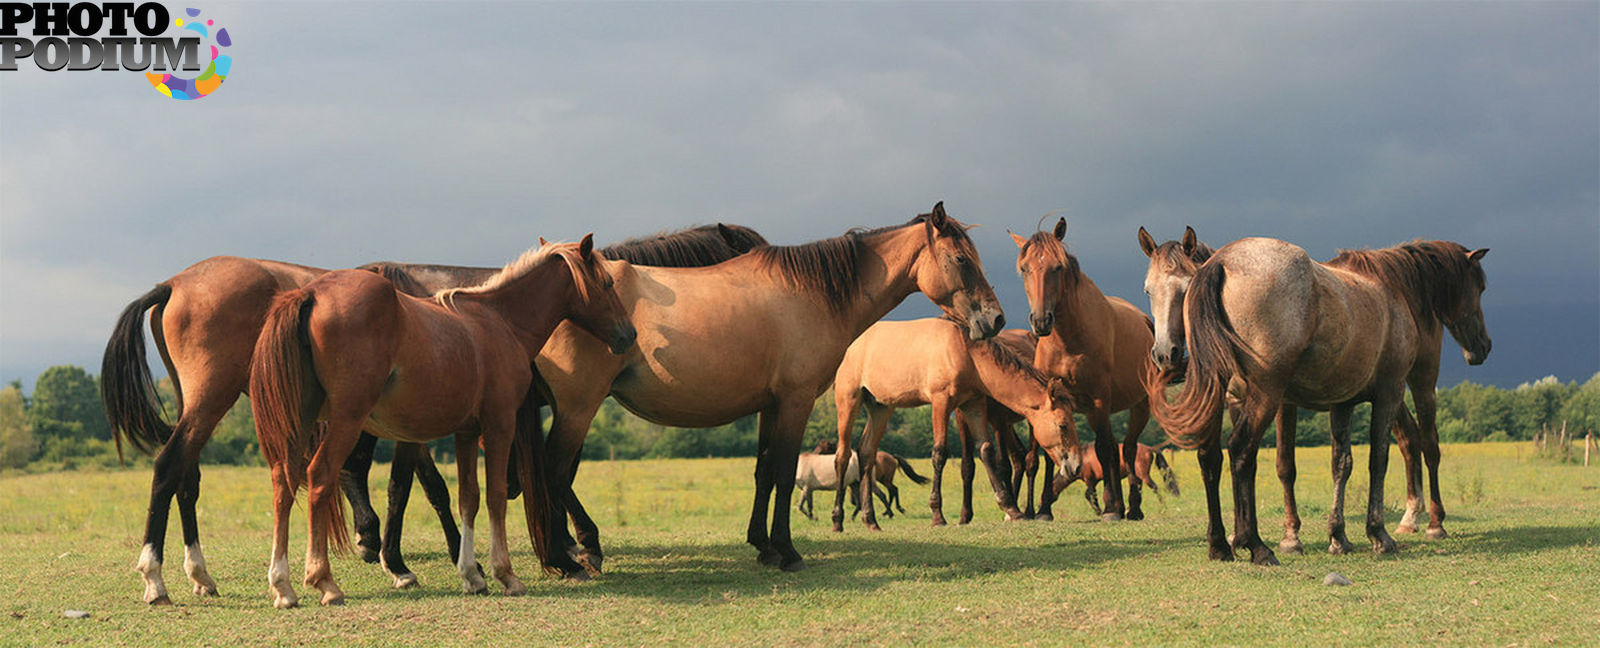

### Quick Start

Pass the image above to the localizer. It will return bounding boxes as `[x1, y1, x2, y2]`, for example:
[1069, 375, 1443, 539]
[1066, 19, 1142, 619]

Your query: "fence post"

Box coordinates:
[1586, 431, 1592, 467]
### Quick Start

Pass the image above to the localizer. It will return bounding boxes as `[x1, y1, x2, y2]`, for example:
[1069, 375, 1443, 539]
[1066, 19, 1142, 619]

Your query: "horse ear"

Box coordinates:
[1137, 227, 1156, 257]
[929, 201, 948, 229]
[1010, 231, 1029, 250]
[1468, 248, 1489, 262]
[579, 233, 595, 259]
[538, 236, 548, 246]
[717, 223, 737, 247]
[1052, 217, 1066, 241]
[1182, 226, 1198, 255]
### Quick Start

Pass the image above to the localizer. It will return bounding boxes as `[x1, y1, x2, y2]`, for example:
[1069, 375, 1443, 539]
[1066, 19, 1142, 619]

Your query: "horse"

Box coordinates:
[1137, 226, 1447, 553]
[1049, 443, 1180, 517]
[794, 449, 888, 521]
[811, 439, 929, 516]
[1149, 237, 1489, 565]
[248, 237, 635, 608]
[1011, 218, 1157, 521]
[533, 202, 1006, 574]
[100, 224, 762, 604]
[832, 317, 1082, 530]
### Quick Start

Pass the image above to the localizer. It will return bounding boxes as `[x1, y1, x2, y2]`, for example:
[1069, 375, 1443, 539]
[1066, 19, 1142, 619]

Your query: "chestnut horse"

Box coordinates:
[812, 439, 929, 516]
[100, 224, 762, 604]
[534, 203, 1006, 574]
[1137, 226, 1447, 553]
[832, 318, 1082, 530]
[1049, 443, 1179, 517]
[1012, 218, 1156, 521]
[248, 237, 635, 607]
[1150, 237, 1489, 565]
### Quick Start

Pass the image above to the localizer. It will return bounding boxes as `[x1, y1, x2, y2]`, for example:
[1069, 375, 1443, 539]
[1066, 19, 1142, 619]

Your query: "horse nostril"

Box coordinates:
[993, 312, 1006, 331]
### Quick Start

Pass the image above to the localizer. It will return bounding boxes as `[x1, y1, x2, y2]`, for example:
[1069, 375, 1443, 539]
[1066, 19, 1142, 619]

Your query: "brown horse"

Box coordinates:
[1150, 237, 1489, 565]
[100, 224, 761, 604]
[1049, 443, 1179, 517]
[832, 318, 1082, 530]
[811, 439, 929, 516]
[1012, 218, 1156, 521]
[534, 203, 1006, 574]
[247, 237, 634, 607]
[1137, 226, 1447, 553]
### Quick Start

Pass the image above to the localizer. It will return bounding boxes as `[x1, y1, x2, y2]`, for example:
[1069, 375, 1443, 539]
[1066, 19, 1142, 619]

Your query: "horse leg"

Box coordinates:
[927, 401, 951, 527]
[830, 387, 861, 532]
[955, 411, 977, 525]
[1410, 384, 1448, 539]
[1275, 405, 1304, 554]
[1228, 393, 1279, 566]
[480, 421, 526, 595]
[1089, 404, 1124, 521]
[1392, 404, 1424, 535]
[1036, 453, 1058, 521]
[849, 482, 862, 519]
[766, 398, 813, 571]
[1327, 404, 1357, 555]
[1198, 412, 1231, 561]
[1084, 477, 1101, 517]
[267, 462, 298, 609]
[1122, 401, 1150, 521]
[174, 460, 218, 598]
[453, 434, 488, 594]
[747, 406, 780, 565]
[799, 485, 814, 520]
[338, 432, 382, 564]
[871, 481, 893, 517]
[1365, 389, 1402, 555]
[963, 400, 1024, 521]
[412, 441, 465, 568]
[545, 398, 603, 578]
[1022, 438, 1039, 519]
[303, 417, 364, 606]
[858, 404, 893, 532]
[138, 406, 225, 605]
[377, 441, 421, 588]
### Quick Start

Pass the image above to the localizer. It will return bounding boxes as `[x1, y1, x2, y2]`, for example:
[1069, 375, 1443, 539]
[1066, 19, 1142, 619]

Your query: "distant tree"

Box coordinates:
[29, 365, 110, 443]
[0, 386, 38, 468]
[1558, 373, 1600, 436]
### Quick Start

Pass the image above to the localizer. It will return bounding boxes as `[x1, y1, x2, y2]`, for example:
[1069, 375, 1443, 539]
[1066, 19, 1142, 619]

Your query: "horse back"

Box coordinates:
[843, 319, 976, 408]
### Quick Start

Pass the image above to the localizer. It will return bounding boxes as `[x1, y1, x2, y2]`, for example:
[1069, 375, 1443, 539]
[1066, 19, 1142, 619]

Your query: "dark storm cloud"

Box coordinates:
[0, 1, 1594, 387]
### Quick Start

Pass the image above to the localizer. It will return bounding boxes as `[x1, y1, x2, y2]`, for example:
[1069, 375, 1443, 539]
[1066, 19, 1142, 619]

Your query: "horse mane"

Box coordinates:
[1153, 239, 1215, 271]
[359, 262, 434, 298]
[970, 335, 1049, 387]
[748, 211, 974, 312]
[435, 243, 588, 310]
[1326, 240, 1480, 328]
[599, 223, 768, 267]
[1024, 230, 1082, 285]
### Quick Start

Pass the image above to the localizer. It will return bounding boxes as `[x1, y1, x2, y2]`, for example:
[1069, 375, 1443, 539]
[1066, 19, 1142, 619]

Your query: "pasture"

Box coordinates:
[2, 442, 1596, 646]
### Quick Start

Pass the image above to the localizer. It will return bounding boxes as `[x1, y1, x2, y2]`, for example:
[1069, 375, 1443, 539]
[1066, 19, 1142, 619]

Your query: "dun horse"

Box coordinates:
[811, 439, 929, 517]
[534, 203, 1005, 574]
[1150, 237, 1489, 565]
[249, 237, 635, 607]
[101, 224, 762, 603]
[1138, 226, 1449, 553]
[1012, 218, 1157, 521]
[1050, 443, 1180, 517]
[832, 318, 1083, 530]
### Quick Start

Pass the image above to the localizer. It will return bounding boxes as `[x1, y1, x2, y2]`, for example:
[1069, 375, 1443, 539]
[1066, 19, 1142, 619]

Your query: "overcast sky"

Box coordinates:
[1, 1, 1596, 390]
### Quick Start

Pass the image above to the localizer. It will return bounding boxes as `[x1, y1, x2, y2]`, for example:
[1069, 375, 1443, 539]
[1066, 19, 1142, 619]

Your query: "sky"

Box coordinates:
[1, 1, 1596, 391]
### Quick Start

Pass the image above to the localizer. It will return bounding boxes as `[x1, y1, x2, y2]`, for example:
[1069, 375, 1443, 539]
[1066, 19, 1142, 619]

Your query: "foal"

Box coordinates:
[812, 439, 929, 516]
[249, 237, 635, 607]
[1050, 443, 1180, 517]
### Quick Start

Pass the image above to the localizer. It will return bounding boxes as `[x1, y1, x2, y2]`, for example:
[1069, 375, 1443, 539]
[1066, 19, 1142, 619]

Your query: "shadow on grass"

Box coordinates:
[1439, 524, 1598, 556]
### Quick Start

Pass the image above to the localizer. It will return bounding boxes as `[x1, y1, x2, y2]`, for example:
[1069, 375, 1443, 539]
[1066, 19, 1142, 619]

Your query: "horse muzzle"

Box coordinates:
[608, 324, 638, 355]
[968, 309, 1004, 341]
[1029, 311, 1054, 337]
[1464, 339, 1490, 366]
[1151, 343, 1186, 373]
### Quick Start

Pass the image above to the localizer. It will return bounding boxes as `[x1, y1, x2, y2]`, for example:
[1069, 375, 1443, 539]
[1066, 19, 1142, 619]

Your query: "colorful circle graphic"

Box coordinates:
[145, 8, 231, 101]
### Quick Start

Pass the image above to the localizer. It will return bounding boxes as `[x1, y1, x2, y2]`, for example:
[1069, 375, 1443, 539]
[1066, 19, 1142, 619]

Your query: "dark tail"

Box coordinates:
[100, 284, 174, 462]
[513, 376, 557, 575]
[1153, 450, 1180, 497]
[892, 454, 929, 485]
[1148, 260, 1237, 450]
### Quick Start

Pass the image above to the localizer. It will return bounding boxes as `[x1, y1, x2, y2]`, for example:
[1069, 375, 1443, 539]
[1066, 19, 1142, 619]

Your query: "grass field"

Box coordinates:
[2, 442, 1596, 646]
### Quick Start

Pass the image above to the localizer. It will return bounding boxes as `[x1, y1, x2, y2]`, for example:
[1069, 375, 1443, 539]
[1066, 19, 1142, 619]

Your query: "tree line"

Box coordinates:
[1, 364, 1595, 471]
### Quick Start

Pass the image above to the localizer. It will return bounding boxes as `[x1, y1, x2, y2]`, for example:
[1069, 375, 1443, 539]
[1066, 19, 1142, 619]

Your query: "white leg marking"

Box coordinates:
[268, 553, 297, 609]
[380, 550, 419, 589]
[457, 526, 486, 594]
[184, 544, 219, 596]
[136, 543, 169, 604]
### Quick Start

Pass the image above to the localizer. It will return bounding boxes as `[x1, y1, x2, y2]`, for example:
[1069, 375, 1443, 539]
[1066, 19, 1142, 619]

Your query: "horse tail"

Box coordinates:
[1153, 449, 1180, 497]
[1148, 260, 1236, 450]
[100, 284, 175, 462]
[249, 289, 321, 494]
[513, 380, 557, 575]
[892, 454, 929, 485]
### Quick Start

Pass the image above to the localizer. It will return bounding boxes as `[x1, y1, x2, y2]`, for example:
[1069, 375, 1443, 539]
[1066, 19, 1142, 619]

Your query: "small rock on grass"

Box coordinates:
[62, 610, 90, 619]
[1323, 572, 1352, 587]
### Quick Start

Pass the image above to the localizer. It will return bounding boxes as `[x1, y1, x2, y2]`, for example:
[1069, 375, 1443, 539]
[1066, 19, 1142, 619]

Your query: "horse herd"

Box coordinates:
[99, 202, 1491, 607]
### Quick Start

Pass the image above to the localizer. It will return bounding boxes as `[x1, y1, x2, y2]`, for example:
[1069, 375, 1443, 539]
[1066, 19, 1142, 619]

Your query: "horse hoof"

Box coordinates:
[1278, 539, 1305, 555]
[931, 518, 947, 527]
[1426, 527, 1449, 540]
[1328, 540, 1354, 555]
[463, 578, 489, 595]
[1034, 513, 1053, 522]
[320, 592, 345, 606]
[562, 569, 591, 583]
[392, 572, 419, 589]
[147, 595, 173, 606]
[757, 549, 783, 567]
[1209, 546, 1234, 562]
[1126, 510, 1145, 521]
[359, 547, 381, 564]
[1252, 551, 1280, 567]
[866, 523, 883, 532]
[577, 552, 604, 575]
[1101, 513, 1123, 522]
[780, 558, 807, 573]
[272, 595, 298, 610]
[502, 580, 528, 596]
[831, 523, 844, 533]
[1373, 538, 1398, 555]
[1394, 523, 1419, 534]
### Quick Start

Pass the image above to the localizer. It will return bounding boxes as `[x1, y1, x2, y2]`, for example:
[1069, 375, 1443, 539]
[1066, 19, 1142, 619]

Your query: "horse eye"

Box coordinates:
[955, 255, 969, 266]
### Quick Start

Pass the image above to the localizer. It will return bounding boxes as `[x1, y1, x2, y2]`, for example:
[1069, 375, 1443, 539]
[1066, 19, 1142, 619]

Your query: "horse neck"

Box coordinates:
[1044, 267, 1114, 355]
[468, 260, 576, 357]
[838, 226, 926, 335]
[970, 347, 1050, 417]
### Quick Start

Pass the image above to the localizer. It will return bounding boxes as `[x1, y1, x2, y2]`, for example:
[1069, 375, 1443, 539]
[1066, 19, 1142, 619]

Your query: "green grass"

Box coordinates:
[2, 442, 1596, 646]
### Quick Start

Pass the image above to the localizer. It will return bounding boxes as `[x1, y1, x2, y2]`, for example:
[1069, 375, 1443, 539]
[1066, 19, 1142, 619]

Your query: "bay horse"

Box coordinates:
[100, 224, 763, 604]
[811, 439, 929, 516]
[832, 317, 1082, 530]
[534, 202, 1006, 574]
[1049, 443, 1179, 517]
[1150, 237, 1489, 565]
[1137, 226, 1448, 553]
[1012, 218, 1157, 521]
[248, 237, 635, 607]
